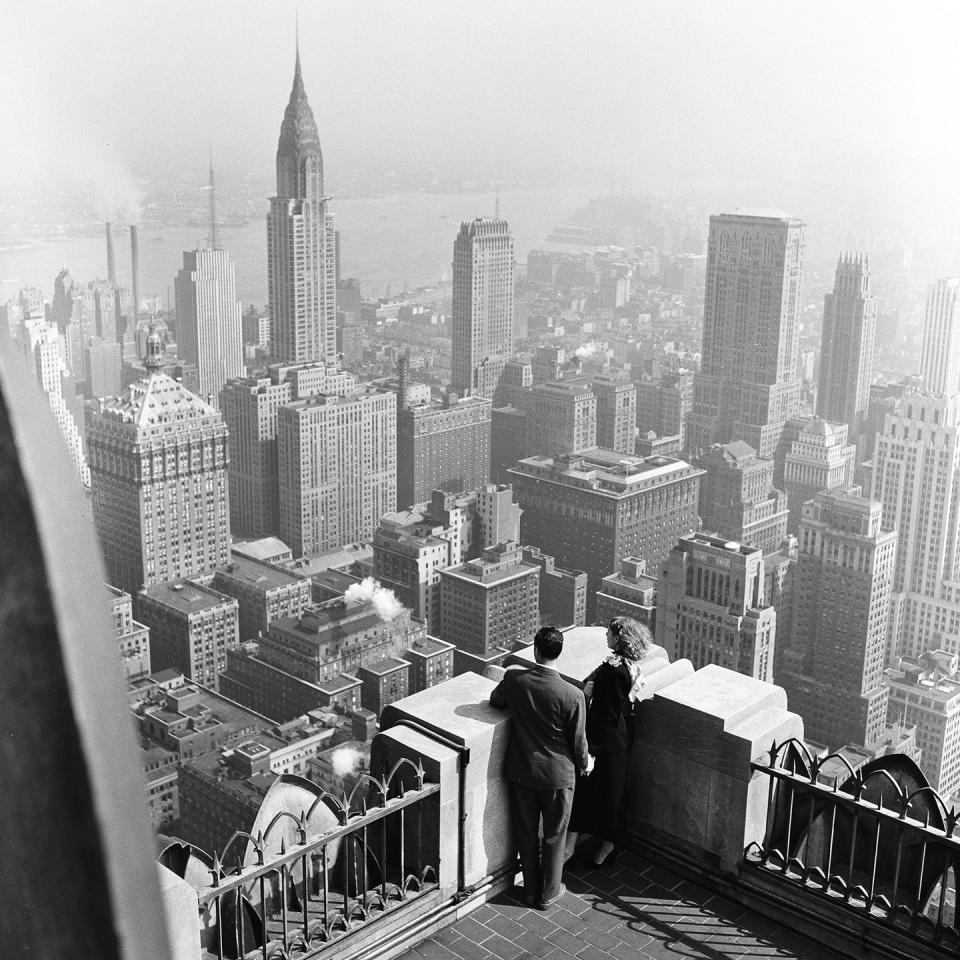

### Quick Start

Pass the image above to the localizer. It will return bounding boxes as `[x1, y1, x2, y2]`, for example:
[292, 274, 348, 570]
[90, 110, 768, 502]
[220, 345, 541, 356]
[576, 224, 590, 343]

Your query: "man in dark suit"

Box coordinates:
[490, 625, 589, 908]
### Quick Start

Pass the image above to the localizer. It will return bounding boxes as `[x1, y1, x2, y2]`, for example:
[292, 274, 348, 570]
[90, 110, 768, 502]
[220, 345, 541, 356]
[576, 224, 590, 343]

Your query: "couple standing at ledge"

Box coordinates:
[490, 617, 651, 908]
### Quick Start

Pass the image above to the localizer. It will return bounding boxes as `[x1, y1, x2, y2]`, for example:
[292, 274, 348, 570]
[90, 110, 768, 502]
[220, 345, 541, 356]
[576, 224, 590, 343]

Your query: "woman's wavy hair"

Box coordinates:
[608, 616, 653, 661]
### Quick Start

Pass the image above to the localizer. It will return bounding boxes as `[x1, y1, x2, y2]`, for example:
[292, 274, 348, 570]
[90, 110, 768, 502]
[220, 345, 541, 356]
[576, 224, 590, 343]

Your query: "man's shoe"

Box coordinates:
[512, 884, 538, 907]
[537, 882, 566, 910]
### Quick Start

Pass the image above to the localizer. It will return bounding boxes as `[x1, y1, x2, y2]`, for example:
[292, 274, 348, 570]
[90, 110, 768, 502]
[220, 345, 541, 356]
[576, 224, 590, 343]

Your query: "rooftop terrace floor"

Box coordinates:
[399, 848, 844, 960]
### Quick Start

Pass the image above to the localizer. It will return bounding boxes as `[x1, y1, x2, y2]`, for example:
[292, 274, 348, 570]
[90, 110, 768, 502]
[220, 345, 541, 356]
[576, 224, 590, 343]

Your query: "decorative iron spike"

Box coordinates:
[210, 851, 221, 887]
[767, 741, 778, 766]
[280, 836, 287, 856]
[256, 831, 265, 865]
[299, 810, 308, 843]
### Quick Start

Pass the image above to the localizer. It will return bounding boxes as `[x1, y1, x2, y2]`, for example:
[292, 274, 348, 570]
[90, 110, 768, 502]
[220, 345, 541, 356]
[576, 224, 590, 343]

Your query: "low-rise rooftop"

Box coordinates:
[139, 578, 236, 614]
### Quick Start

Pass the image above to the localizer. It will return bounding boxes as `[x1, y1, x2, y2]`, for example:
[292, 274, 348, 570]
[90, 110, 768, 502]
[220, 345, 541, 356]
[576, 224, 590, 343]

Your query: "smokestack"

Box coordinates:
[397, 352, 409, 409]
[105, 222, 116, 284]
[130, 225, 140, 320]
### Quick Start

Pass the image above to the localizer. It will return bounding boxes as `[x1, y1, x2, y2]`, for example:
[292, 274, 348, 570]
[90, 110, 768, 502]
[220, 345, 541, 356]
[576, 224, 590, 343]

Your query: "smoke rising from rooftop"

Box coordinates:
[343, 576, 405, 622]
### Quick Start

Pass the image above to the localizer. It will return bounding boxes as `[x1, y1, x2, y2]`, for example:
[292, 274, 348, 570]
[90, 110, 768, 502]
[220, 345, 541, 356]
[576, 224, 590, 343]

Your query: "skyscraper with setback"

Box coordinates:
[451, 218, 515, 400]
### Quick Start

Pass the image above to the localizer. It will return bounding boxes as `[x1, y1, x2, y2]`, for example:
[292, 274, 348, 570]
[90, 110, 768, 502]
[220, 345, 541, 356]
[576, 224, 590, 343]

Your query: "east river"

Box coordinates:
[1, 183, 605, 309]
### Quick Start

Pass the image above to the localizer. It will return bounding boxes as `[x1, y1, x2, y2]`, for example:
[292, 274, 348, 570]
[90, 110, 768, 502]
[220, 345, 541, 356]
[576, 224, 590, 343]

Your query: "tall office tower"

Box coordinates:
[494, 355, 533, 408]
[871, 393, 960, 662]
[136, 579, 240, 693]
[782, 418, 856, 531]
[50, 269, 85, 378]
[886, 653, 960, 797]
[688, 210, 804, 466]
[817, 254, 877, 451]
[531, 380, 597, 454]
[698, 441, 789, 556]
[278, 387, 396, 557]
[91, 279, 119, 344]
[438, 541, 541, 673]
[593, 374, 637, 454]
[780, 490, 895, 750]
[490, 380, 597, 482]
[220, 362, 353, 538]
[451, 218, 515, 399]
[655, 533, 776, 682]
[509, 450, 703, 619]
[635, 369, 693, 449]
[267, 47, 336, 364]
[87, 329, 230, 596]
[175, 166, 243, 406]
[242, 306, 272, 352]
[396, 394, 492, 509]
[84, 337, 123, 399]
[17, 319, 89, 486]
[920, 278, 960, 398]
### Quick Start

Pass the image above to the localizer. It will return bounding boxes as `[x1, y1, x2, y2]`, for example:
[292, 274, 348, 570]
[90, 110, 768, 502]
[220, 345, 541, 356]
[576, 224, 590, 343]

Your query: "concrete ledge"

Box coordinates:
[629, 664, 803, 874]
[379, 673, 514, 889]
[371, 727, 459, 900]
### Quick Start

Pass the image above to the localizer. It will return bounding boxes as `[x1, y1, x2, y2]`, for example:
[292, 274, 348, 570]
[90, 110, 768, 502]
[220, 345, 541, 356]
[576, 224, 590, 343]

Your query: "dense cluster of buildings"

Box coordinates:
[10, 45, 960, 849]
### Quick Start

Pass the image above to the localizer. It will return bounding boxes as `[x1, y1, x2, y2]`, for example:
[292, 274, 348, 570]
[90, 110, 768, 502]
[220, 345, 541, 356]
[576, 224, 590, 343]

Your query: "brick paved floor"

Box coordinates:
[397, 848, 846, 960]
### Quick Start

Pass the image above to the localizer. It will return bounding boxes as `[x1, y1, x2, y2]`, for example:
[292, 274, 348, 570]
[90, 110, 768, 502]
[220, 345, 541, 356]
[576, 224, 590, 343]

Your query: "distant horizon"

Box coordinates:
[6, 1, 960, 249]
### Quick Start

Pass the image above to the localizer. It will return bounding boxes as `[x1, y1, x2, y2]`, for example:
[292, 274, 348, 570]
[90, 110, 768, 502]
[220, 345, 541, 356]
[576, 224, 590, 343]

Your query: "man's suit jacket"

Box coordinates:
[490, 664, 589, 789]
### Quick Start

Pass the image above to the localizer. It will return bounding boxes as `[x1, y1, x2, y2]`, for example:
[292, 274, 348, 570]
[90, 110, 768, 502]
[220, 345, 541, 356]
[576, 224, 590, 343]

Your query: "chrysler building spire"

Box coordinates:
[267, 44, 337, 364]
[276, 38, 323, 201]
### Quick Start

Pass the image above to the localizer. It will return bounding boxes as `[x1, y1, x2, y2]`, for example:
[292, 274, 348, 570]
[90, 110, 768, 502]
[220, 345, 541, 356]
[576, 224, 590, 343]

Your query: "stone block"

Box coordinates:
[628, 664, 803, 874]
[157, 863, 201, 960]
[379, 673, 515, 890]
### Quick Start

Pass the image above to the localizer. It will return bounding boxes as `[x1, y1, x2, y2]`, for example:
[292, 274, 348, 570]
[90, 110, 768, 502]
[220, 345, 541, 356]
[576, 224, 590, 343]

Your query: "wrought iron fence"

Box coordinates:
[193, 758, 440, 960]
[746, 739, 960, 953]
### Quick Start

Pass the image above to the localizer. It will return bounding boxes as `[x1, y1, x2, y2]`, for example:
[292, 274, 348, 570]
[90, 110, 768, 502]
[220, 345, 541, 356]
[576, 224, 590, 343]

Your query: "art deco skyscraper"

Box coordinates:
[816, 254, 876, 449]
[267, 47, 336, 365]
[278, 387, 397, 557]
[871, 393, 960, 662]
[451, 218, 515, 400]
[920, 278, 960, 398]
[688, 210, 804, 463]
[781, 490, 895, 750]
[175, 161, 243, 406]
[87, 328, 230, 596]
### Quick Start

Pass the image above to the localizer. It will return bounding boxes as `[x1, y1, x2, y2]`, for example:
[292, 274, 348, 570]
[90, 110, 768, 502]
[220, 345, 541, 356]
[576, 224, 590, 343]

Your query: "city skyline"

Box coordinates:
[11, 13, 960, 959]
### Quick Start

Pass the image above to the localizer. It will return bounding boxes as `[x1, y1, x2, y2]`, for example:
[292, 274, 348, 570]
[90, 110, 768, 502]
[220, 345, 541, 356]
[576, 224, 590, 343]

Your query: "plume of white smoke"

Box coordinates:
[331, 746, 363, 779]
[343, 576, 377, 605]
[574, 342, 599, 360]
[343, 576, 405, 621]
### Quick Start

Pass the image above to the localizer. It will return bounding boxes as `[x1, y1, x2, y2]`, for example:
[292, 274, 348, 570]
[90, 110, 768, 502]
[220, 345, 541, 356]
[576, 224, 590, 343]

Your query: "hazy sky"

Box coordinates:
[5, 1, 960, 231]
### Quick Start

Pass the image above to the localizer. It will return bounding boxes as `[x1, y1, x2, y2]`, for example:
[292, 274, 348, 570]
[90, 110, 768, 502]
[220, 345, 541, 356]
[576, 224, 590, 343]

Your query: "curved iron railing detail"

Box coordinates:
[191, 761, 439, 960]
[747, 739, 960, 953]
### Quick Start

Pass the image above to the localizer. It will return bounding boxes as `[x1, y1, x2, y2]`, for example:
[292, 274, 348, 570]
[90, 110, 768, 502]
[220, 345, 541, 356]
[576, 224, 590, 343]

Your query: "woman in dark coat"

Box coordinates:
[564, 616, 652, 868]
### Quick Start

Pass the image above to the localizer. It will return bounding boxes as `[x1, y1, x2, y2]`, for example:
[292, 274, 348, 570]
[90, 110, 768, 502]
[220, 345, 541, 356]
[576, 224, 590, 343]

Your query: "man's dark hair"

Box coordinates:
[534, 625, 564, 661]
